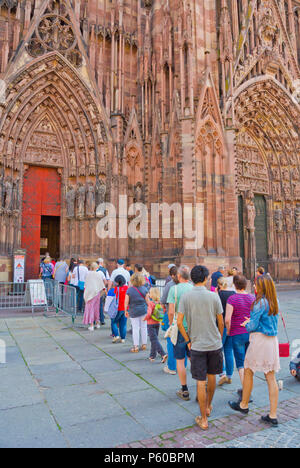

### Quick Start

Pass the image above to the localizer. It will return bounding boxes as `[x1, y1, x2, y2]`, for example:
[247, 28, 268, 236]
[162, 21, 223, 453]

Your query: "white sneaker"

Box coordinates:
[95, 324, 101, 329]
[112, 336, 121, 343]
[121, 339, 125, 343]
[163, 366, 176, 375]
[88, 326, 94, 332]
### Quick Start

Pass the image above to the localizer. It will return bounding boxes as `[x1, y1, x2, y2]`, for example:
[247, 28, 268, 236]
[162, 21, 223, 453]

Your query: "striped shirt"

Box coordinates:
[227, 293, 255, 336]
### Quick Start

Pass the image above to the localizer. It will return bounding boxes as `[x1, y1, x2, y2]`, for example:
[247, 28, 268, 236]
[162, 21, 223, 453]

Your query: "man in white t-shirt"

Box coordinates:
[72, 260, 89, 312]
[96, 258, 109, 325]
[109, 259, 131, 287]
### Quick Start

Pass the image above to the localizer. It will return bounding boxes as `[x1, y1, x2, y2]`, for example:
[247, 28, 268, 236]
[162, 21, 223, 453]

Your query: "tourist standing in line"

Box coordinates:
[229, 275, 280, 427]
[161, 266, 179, 375]
[210, 266, 225, 292]
[111, 275, 128, 343]
[125, 273, 150, 353]
[40, 256, 54, 281]
[143, 287, 167, 363]
[217, 277, 235, 386]
[125, 261, 134, 277]
[254, 266, 265, 295]
[54, 257, 69, 284]
[225, 269, 236, 292]
[97, 258, 109, 325]
[167, 265, 193, 401]
[165, 264, 176, 285]
[73, 259, 89, 313]
[177, 265, 224, 431]
[83, 262, 105, 331]
[109, 259, 131, 287]
[225, 274, 255, 390]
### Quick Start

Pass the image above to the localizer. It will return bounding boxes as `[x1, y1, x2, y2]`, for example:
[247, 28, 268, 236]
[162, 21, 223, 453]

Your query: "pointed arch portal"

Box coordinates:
[233, 77, 300, 278]
[0, 53, 112, 275]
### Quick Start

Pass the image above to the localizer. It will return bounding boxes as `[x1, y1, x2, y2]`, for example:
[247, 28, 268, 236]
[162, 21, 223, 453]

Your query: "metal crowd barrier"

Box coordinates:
[0, 279, 78, 322]
[0, 281, 49, 314]
[51, 282, 78, 324]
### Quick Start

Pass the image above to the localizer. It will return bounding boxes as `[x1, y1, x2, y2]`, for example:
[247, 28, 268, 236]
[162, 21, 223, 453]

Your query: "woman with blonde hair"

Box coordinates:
[40, 256, 54, 281]
[83, 262, 105, 331]
[226, 269, 236, 291]
[229, 274, 280, 427]
[125, 273, 150, 353]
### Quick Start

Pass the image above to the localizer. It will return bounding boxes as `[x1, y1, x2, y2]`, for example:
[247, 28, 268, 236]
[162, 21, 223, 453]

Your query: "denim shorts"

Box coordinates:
[173, 332, 190, 360]
[231, 333, 250, 370]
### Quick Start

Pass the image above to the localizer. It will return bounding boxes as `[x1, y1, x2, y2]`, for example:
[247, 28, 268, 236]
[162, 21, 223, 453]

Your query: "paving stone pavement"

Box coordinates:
[0, 290, 299, 448]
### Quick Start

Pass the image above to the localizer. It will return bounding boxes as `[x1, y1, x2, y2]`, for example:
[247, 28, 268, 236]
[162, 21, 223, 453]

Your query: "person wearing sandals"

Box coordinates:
[125, 273, 150, 353]
[167, 265, 193, 401]
[228, 274, 280, 427]
[83, 263, 105, 331]
[217, 277, 235, 386]
[111, 275, 129, 343]
[143, 287, 168, 363]
[177, 265, 224, 431]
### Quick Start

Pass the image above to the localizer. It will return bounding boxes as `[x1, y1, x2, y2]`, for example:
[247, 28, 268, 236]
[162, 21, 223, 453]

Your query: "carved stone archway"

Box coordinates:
[234, 77, 300, 278]
[0, 52, 112, 261]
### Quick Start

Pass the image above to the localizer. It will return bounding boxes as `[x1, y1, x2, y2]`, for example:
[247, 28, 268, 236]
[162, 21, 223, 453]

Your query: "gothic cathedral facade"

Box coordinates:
[0, 0, 299, 280]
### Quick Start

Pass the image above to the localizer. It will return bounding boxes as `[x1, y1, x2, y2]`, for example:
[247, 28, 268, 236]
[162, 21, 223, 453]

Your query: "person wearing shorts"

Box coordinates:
[177, 265, 224, 431]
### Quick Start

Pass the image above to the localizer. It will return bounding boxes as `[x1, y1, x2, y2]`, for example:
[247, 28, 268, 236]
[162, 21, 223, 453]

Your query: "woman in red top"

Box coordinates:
[112, 275, 128, 343]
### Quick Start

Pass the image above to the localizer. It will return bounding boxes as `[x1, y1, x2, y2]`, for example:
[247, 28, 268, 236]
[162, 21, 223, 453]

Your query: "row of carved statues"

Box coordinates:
[274, 205, 300, 233]
[0, 176, 21, 214]
[66, 180, 106, 219]
[244, 191, 300, 233]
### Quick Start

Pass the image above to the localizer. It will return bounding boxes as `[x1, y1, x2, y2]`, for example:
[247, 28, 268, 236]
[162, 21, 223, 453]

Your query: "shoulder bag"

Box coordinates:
[164, 286, 178, 346]
[279, 309, 290, 358]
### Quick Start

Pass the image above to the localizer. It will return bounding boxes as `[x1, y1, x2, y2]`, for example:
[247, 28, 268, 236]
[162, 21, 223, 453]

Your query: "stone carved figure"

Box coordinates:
[274, 207, 283, 232]
[284, 206, 294, 232]
[12, 178, 21, 212]
[245, 191, 256, 230]
[4, 178, 13, 212]
[95, 179, 106, 207]
[76, 184, 86, 219]
[66, 185, 76, 219]
[295, 204, 300, 231]
[0, 175, 4, 210]
[134, 182, 143, 203]
[86, 183, 95, 218]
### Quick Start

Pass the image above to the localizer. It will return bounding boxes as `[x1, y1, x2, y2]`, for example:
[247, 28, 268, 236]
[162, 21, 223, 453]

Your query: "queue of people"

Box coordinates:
[38, 255, 296, 431]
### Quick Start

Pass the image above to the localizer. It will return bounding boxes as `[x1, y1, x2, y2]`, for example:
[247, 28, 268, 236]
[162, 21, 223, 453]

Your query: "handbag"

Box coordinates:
[279, 309, 290, 358]
[164, 286, 178, 346]
[107, 288, 119, 320]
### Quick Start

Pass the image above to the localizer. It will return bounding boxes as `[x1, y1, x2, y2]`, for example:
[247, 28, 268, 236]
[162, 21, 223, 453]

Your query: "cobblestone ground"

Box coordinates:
[0, 290, 299, 448]
[118, 398, 300, 448]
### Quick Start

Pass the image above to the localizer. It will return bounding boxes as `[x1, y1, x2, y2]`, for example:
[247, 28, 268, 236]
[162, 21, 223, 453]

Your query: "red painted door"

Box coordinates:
[21, 167, 61, 280]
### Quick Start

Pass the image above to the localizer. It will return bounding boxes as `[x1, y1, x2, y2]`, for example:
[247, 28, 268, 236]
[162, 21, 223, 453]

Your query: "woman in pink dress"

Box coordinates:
[83, 263, 105, 331]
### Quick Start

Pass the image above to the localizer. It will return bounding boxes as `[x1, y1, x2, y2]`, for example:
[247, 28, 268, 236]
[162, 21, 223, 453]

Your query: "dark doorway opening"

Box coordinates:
[40, 216, 60, 262]
[254, 195, 268, 271]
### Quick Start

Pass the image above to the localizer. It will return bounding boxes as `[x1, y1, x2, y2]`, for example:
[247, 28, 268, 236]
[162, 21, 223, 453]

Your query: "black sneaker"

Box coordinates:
[261, 415, 278, 427]
[228, 401, 249, 414]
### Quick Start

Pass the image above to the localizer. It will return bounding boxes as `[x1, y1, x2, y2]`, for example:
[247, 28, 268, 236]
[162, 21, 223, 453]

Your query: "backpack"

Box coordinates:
[97, 266, 107, 277]
[151, 302, 164, 323]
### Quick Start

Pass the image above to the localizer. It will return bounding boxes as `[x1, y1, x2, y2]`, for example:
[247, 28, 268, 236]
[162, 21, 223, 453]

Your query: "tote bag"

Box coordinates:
[107, 288, 119, 320]
[164, 286, 178, 346]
